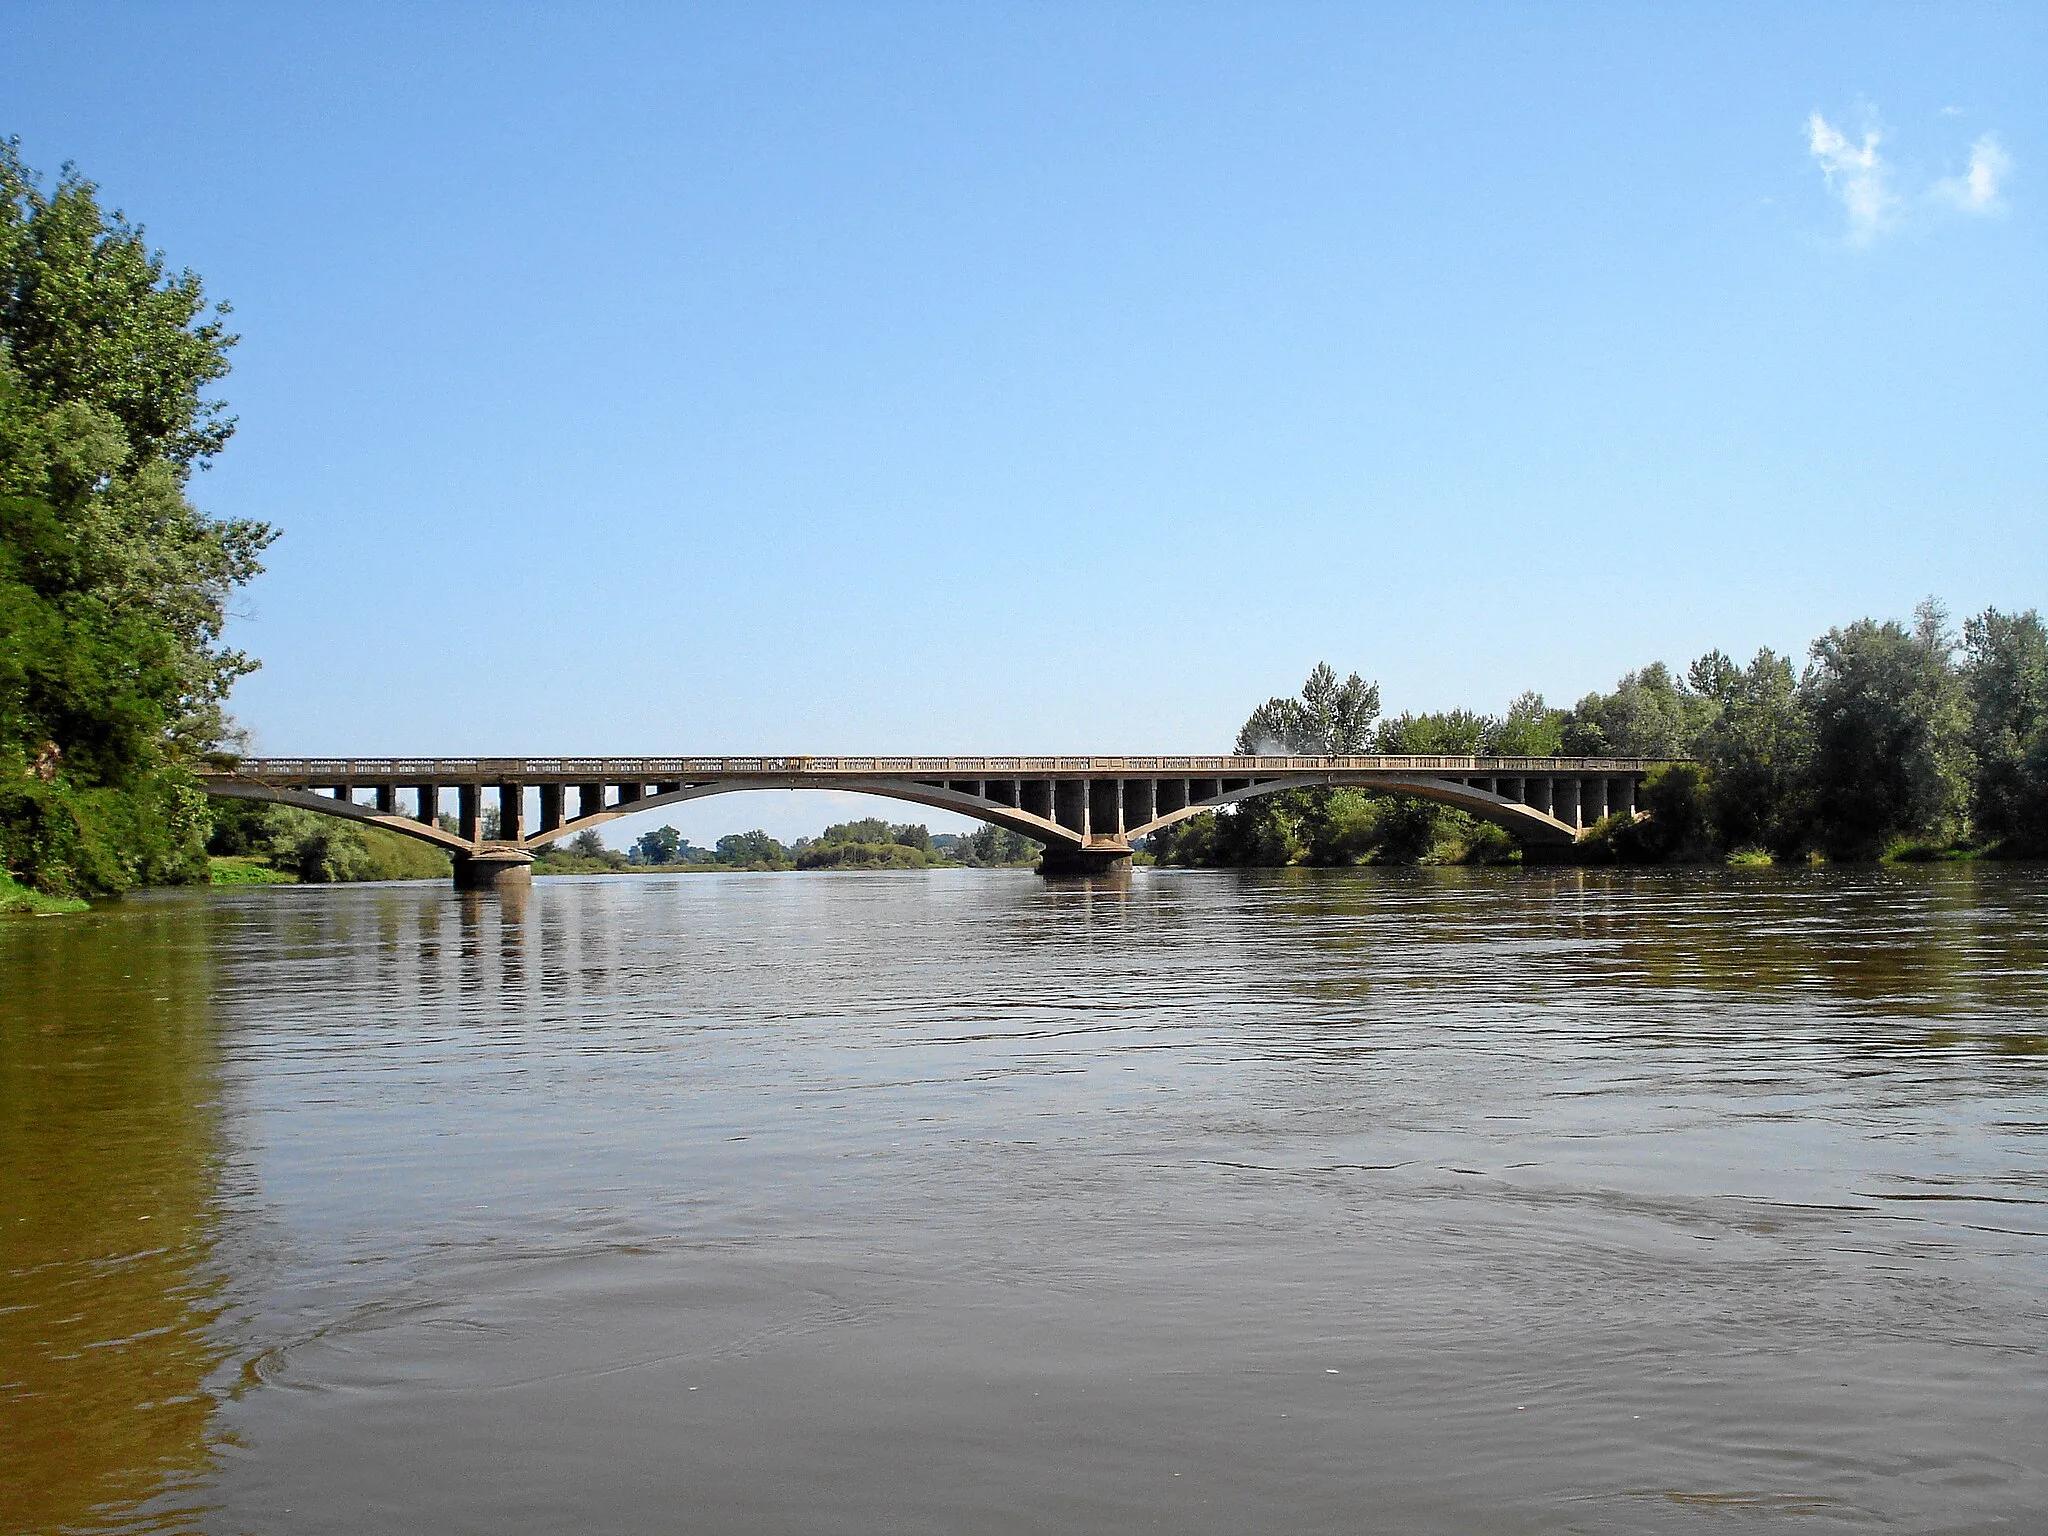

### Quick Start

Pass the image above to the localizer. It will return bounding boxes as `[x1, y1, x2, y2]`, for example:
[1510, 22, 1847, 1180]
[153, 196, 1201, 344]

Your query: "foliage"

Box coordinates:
[1562, 663, 1710, 758]
[1585, 762, 1713, 862]
[1687, 648, 1809, 855]
[1234, 663, 1380, 755]
[793, 818, 950, 870]
[1483, 691, 1567, 756]
[1800, 603, 1971, 859]
[1962, 608, 2048, 853]
[632, 825, 683, 864]
[714, 829, 791, 868]
[938, 824, 1042, 866]
[0, 144, 273, 896]
[1180, 605, 2044, 870]
[535, 828, 630, 873]
[206, 801, 450, 882]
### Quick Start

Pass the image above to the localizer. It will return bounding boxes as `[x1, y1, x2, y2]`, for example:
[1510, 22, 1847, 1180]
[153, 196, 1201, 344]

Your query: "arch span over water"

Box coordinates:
[200, 755, 1668, 882]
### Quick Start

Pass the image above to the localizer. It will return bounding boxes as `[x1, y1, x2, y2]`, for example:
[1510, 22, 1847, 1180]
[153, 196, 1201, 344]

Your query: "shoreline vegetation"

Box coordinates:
[1152, 621, 2047, 871]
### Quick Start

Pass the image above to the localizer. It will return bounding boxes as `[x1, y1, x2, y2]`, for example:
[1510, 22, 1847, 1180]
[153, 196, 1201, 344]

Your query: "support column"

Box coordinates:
[578, 783, 604, 820]
[375, 784, 395, 814]
[417, 784, 439, 825]
[1557, 777, 1582, 829]
[459, 784, 480, 844]
[1530, 777, 1553, 816]
[497, 782, 525, 842]
[1616, 777, 1638, 819]
[539, 784, 563, 834]
[615, 783, 643, 808]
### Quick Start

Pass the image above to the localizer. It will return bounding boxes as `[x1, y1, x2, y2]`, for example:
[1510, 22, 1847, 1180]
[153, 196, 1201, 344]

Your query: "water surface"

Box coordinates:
[4, 866, 2045, 1532]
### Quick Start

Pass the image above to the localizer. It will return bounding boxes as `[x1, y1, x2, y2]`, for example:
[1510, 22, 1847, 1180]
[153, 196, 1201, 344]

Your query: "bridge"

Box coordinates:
[198, 754, 1667, 886]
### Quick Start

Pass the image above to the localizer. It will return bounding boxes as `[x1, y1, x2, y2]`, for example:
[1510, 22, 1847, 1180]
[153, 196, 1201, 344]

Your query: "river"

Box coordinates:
[3, 865, 2044, 1532]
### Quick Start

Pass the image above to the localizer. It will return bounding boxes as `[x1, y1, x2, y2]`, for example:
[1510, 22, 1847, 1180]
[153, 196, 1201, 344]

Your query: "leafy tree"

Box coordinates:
[715, 829, 788, 866]
[632, 825, 683, 864]
[1235, 662, 1380, 755]
[0, 145, 273, 894]
[962, 823, 1039, 865]
[1482, 691, 1566, 756]
[1962, 607, 2048, 851]
[1801, 603, 1971, 856]
[1688, 647, 1809, 853]
[1376, 708, 1487, 753]
[1562, 663, 1709, 758]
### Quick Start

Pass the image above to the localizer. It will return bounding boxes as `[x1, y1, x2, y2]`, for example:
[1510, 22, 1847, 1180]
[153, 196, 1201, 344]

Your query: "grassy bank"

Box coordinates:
[0, 870, 91, 916]
[208, 856, 297, 885]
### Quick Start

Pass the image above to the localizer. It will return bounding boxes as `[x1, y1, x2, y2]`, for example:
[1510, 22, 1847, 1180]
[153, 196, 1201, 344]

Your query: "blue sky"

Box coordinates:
[4, 4, 2043, 843]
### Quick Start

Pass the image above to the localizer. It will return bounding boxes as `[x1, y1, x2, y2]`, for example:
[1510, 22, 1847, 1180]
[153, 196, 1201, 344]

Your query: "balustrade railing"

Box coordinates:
[205, 754, 1673, 780]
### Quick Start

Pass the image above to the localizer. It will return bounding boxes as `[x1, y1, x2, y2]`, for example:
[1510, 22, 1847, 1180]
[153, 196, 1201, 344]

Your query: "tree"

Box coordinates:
[1962, 606, 2048, 851]
[1562, 663, 1709, 758]
[1235, 662, 1380, 755]
[1483, 691, 1566, 756]
[1688, 647, 1809, 853]
[1376, 708, 1487, 753]
[715, 830, 788, 866]
[1801, 602, 1971, 856]
[0, 144, 273, 894]
[632, 825, 683, 864]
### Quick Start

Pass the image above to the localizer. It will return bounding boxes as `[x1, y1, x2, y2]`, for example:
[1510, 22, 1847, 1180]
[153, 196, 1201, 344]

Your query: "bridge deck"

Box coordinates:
[204, 754, 1668, 782]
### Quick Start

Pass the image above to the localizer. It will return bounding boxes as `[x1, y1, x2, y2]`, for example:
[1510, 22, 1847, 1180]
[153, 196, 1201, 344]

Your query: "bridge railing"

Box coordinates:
[202, 754, 1677, 781]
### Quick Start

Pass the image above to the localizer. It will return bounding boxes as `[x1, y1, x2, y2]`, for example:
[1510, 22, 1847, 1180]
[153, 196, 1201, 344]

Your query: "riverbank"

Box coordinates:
[0, 870, 89, 916]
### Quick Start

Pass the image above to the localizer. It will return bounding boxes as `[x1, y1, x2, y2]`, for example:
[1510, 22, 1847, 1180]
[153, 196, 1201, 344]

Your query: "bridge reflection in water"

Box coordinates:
[200, 754, 1670, 887]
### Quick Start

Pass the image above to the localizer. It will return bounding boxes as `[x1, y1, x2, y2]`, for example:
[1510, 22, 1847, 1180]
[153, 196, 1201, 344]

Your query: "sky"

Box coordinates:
[4, 2, 2044, 845]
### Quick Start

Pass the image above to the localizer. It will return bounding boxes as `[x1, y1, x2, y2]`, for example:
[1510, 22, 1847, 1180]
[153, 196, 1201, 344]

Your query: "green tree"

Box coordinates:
[1482, 691, 1566, 756]
[632, 825, 683, 864]
[715, 829, 788, 866]
[1801, 602, 1971, 857]
[1234, 662, 1380, 755]
[1962, 606, 2048, 851]
[1688, 647, 1810, 853]
[1376, 708, 1487, 753]
[1562, 663, 1709, 758]
[0, 145, 273, 894]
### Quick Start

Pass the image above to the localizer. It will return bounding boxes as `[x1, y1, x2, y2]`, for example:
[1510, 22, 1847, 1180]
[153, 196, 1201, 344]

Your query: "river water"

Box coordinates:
[3, 866, 2045, 1533]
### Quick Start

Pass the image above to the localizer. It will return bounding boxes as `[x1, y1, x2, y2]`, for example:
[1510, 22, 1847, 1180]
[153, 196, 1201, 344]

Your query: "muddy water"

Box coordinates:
[3, 866, 2045, 1532]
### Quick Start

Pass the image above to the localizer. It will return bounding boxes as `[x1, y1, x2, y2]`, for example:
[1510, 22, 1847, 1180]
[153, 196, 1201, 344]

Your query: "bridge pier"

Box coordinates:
[1038, 845, 1133, 879]
[452, 849, 535, 892]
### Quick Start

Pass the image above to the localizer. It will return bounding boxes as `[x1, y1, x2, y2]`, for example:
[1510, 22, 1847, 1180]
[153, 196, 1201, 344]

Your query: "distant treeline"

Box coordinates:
[1156, 602, 2048, 867]
[535, 817, 1042, 875]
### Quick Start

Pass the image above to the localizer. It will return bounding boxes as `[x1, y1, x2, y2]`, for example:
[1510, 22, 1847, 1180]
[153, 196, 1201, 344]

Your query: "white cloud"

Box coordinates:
[1806, 109, 2017, 241]
[1934, 133, 2011, 214]
[1807, 111, 1895, 242]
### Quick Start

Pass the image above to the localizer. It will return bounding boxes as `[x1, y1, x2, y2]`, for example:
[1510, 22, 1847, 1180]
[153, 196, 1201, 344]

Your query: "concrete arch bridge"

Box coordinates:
[199, 755, 1669, 887]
